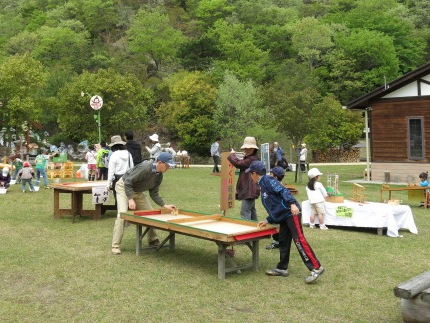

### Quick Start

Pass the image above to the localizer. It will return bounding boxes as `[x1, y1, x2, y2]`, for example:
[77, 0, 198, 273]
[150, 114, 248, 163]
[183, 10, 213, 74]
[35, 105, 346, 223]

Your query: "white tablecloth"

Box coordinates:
[301, 200, 418, 237]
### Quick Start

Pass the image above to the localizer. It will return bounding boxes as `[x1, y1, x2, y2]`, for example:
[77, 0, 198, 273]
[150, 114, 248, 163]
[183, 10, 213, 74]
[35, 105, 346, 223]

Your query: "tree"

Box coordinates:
[270, 87, 321, 148]
[333, 28, 399, 94]
[323, 0, 426, 73]
[4, 31, 39, 56]
[32, 26, 92, 72]
[53, 69, 153, 143]
[208, 20, 270, 84]
[192, 0, 234, 29]
[127, 8, 186, 75]
[290, 16, 334, 70]
[177, 36, 221, 71]
[214, 71, 266, 149]
[0, 54, 46, 143]
[156, 71, 217, 155]
[306, 95, 363, 152]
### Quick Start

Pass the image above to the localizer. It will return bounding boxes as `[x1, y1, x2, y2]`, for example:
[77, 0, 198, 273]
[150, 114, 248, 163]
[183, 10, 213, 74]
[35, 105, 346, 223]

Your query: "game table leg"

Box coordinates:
[136, 225, 143, 256]
[251, 240, 259, 271]
[53, 189, 61, 218]
[217, 243, 227, 279]
[71, 192, 81, 223]
[158, 232, 175, 250]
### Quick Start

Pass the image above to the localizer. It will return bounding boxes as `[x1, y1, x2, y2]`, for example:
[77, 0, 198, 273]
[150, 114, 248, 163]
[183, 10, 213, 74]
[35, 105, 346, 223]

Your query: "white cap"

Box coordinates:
[308, 168, 322, 179]
[2, 167, 9, 175]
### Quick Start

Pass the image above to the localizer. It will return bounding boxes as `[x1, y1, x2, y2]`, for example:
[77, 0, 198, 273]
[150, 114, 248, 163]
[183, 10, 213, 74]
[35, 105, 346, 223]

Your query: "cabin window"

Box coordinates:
[408, 118, 424, 159]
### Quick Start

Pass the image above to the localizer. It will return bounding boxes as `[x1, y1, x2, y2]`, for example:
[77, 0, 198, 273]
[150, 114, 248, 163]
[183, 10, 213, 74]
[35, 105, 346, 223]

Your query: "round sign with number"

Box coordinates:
[90, 95, 103, 110]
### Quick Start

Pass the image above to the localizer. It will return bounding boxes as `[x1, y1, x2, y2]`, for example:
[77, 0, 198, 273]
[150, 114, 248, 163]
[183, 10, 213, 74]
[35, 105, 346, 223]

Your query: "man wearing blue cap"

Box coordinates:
[246, 160, 325, 284]
[111, 152, 177, 255]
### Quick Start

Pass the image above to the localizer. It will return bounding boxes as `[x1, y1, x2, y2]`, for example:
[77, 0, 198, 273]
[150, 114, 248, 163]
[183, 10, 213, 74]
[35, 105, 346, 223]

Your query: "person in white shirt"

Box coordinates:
[306, 168, 329, 230]
[210, 137, 221, 174]
[299, 143, 308, 172]
[85, 145, 98, 181]
[107, 135, 134, 206]
[145, 133, 162, 160]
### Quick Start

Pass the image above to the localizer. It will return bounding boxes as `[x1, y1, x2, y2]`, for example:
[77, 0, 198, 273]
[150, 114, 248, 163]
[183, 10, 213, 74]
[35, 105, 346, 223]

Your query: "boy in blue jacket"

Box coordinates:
[246, 160, 325, 284]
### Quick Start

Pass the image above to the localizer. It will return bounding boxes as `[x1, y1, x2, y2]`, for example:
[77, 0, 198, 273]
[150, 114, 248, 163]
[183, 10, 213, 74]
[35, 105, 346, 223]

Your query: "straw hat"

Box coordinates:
[108, 135, 126, 147]
[240, 137, 259, 150]
[149, 134, 159, 142]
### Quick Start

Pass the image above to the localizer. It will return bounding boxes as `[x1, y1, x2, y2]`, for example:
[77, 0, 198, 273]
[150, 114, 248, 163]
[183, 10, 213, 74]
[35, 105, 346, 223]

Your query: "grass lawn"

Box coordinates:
[0, 164, 428, 322]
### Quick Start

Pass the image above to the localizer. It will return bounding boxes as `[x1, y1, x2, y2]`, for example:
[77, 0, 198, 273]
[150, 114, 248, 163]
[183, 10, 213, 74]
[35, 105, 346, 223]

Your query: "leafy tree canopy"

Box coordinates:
[306, 95, 363, 151]
[0, 54, 46, 129]
[156, 70, 217, 155]
[54, 69, 153, 143]
[127, 8, 186, 75]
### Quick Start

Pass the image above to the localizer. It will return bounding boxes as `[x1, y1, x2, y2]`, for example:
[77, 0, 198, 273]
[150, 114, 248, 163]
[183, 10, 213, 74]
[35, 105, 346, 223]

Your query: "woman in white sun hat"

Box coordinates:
[145, 133, 162, 161]
[227, 136, 261, 221]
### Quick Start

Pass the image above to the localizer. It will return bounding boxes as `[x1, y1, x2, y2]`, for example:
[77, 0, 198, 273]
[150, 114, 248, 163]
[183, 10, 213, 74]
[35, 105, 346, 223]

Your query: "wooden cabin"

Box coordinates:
[345, 62, 430, 183]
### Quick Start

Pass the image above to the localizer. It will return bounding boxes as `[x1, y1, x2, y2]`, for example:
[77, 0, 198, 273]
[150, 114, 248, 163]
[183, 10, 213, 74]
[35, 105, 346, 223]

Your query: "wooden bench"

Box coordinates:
[394, 271, 430, 322]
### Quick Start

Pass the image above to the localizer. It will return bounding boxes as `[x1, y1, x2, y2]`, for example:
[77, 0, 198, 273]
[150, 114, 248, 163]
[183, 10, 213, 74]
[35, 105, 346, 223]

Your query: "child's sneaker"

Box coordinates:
[309, 223, 315, 229]
[320, 225, 329, 230]
[266, 268, 289, 277]
[305, 266, 325, 284]
[22, 190, 26, 193]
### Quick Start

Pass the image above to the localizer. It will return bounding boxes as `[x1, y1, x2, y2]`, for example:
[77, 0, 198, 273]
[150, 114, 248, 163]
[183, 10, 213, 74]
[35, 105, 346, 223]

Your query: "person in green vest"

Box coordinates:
[9, 155, 23, 180]
[96, 141, 110, 180]
[34, 148, 56, 189]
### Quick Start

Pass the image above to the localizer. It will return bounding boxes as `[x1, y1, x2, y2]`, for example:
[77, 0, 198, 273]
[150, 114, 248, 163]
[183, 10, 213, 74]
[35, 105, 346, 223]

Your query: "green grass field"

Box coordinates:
[1, 164, 428, 322]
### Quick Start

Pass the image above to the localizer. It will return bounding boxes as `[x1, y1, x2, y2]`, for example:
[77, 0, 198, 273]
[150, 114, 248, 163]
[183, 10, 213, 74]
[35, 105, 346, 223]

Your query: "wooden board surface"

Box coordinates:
[121, 210, 275, 242]
[51, 181, 108, 191]
[182, 219, 258, 235]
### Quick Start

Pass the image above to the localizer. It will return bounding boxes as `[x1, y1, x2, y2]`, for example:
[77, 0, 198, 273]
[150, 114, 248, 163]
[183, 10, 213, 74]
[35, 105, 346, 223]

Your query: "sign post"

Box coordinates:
[220, 152, 235, 215]
[89, 95, 103, 143]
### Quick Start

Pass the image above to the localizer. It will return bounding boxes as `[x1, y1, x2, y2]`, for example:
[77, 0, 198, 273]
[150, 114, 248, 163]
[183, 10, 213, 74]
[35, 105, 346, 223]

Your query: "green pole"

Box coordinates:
[98, 110, 101, 143]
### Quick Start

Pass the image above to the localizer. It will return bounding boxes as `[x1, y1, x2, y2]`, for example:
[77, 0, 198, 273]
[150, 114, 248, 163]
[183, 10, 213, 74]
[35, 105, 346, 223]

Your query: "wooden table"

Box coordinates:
[380, 185, 429, 208]
[120, 209, 277, 279]
[51, 181, 116, 222]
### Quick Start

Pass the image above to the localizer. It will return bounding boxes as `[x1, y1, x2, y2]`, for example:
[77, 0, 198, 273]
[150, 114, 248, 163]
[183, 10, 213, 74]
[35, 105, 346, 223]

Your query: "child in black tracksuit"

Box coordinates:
[246, 160, 325, 284]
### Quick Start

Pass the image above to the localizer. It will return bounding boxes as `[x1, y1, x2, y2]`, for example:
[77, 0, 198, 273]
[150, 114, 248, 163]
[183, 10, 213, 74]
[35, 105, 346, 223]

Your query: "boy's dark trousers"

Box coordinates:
[277, 213, 321, 271]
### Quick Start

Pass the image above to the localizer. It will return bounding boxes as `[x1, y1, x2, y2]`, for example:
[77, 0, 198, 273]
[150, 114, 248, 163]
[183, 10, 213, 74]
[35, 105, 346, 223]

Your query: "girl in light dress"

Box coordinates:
[306, 168, 329, 230]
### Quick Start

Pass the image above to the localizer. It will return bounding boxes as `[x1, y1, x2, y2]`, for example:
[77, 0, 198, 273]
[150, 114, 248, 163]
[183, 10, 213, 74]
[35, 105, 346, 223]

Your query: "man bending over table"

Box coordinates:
[111, 152, 177, 255]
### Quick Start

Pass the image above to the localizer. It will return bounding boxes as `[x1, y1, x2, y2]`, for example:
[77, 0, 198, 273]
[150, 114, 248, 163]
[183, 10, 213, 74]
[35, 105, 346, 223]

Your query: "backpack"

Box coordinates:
[101, 150, 109, 168]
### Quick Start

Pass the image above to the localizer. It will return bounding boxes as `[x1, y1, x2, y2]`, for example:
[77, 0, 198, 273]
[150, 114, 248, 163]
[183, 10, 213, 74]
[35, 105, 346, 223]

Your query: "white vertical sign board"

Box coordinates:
[260, 143, 270, 174]
[92, 186, 110, 204]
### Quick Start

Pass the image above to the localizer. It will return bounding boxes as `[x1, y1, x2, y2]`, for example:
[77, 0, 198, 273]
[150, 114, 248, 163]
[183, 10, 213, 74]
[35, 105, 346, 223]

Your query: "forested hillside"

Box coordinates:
[0, 0, 429, 156]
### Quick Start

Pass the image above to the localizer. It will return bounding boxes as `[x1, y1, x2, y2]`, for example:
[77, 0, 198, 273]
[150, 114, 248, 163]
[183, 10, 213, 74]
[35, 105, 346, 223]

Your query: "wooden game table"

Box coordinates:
[120, 209, 277, 279]
[380, 185, 429, 208]
[51, 181, 116, 222]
